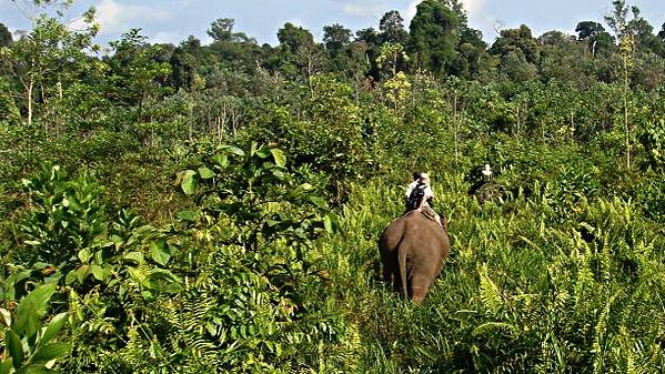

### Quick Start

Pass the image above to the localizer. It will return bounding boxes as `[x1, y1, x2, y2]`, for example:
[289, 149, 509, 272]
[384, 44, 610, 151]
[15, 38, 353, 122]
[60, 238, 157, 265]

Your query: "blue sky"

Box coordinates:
[2, 0, 664, 48]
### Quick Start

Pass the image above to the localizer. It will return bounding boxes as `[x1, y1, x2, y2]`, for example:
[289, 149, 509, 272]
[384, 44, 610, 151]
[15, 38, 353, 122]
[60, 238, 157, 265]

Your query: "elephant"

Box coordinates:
[378, 210, 451, 303]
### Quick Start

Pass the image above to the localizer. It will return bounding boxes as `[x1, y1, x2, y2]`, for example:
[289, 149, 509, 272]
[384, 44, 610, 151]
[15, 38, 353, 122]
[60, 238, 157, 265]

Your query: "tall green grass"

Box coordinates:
[320, 170, 665, 373]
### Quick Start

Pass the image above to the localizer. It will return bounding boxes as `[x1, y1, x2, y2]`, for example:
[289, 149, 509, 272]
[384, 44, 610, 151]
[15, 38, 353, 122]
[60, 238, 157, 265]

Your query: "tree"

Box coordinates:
[323, 23, 351, 55]
[273, 23, 321, 82]
[605, 0, 635, 170]
[408, 0, 460, 74]
[170, 45, 197, 91]
[355, 28, 381, 80]
[574, 21, 615, 56]
[277, 22, 315, 54]
[322, 23, 353, 74]
[1, 10, 100, 128]
[378, 10, 408, 45]
[0, 23, 12, 47]
[576, 21, 606, 40]
[626, 8, 665, 56]
[207, 18, 256, 44]
[490, 25, 541, 64]
[106, 29, 172, 125]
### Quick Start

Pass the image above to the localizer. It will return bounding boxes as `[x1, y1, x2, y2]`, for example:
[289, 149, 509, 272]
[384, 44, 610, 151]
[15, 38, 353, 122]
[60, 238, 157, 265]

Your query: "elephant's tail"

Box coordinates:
[399, 244, 409, 301]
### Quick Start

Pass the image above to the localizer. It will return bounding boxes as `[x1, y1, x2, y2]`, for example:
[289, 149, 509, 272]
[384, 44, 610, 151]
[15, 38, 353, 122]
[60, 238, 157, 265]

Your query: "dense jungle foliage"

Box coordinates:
[2, 0, 665, 372]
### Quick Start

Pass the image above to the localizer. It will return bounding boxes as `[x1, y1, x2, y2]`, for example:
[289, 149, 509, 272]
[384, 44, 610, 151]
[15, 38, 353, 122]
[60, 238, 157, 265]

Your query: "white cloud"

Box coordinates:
[91, 0, 174, 35]
[151, 31, 181, 44]
[339, 0, 388, 17]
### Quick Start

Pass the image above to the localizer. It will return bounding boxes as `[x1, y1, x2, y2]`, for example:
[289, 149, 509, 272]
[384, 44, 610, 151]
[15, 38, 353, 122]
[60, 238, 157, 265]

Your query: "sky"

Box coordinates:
[1, 0, 665, 48]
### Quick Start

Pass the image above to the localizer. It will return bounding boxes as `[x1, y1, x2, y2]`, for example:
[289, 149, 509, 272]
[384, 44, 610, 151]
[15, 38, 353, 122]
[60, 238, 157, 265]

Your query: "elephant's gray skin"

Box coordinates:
[379, 210, 451, 303]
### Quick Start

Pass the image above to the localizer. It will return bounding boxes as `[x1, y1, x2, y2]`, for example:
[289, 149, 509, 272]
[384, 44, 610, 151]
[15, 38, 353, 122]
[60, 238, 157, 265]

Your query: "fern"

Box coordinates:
[472, 322, 517, 338]
[479, 265, 504, 315]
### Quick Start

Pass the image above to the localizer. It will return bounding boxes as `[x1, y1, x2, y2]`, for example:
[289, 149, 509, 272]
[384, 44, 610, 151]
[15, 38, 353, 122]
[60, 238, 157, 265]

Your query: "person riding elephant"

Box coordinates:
[405, 172, 446, 229]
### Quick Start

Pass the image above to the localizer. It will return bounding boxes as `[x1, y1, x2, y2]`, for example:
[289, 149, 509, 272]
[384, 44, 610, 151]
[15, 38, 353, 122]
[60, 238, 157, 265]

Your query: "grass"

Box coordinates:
[315, 165, 665, 373]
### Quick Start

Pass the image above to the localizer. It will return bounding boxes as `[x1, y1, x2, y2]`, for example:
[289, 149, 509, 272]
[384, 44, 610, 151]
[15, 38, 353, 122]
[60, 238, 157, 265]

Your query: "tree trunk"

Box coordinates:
[27, 77, 34, 127]
[453, 93, 458, 162]
[137, 92, 144, 124]
[624, 55, 631, 171]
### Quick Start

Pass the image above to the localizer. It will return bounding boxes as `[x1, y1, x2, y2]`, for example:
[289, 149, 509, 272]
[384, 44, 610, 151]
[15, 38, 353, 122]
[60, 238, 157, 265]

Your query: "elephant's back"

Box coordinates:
[401, 212, 451, 254]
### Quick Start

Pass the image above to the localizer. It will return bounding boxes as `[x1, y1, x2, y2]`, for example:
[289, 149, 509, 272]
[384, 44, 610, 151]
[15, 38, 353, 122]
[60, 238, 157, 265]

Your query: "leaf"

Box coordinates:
[149, 269, 182, 284]
[122, 252, 145, 265]
[40, 313, 68, 345]
[223, 145, 245, 157]
[15, 283, 56, 337]
[0, 307, 10, 327]
[472, 322, 516, 337]
[255, 145, 271, 159]
[323, 214, 334, 234]
[74, 265, 90, 284]
[270, 148, 286, 167]
[128, 267, 152, 288]
[180, 170, 197, 195]
[150, 243, 171, 266]
[198, 166, 215, 180]
[177, 210, 197, 222]
[211, 154, 229, 168]
[7, 330, 24, 369]
[307, 196, 327, 209]
[77, 248, 91, 263]
[65, 271, 77, 285]
[31, 343, 71, 363]
[0, 359, 12, 374]
[90, 265, 106, 281]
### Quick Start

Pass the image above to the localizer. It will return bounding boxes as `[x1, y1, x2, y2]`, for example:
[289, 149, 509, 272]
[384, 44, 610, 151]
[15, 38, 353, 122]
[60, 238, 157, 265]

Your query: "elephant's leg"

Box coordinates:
[380, 251, 395, 283]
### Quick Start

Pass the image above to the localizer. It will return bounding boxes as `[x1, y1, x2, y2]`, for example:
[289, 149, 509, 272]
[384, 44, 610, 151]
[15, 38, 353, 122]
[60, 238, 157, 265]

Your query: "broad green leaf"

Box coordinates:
[15, 283, 56, 337]
[223, 145, 245, 157]
[31, 343, 71, 363]
[77, 248, 91, 263]
[307, 196, 327, 209]
[197, 166, 215, 180]
[270, 148, 286, 167]
[177, 210, 197, 222]
[64, 271, 77, 285]
[40, 313, 68, 345]
[150, 243, 171, 266]
[122, 252, 145, 265]
[180, 170, 197, 195]
[7, 329, 24, 369]
[0, 359, 12, 374]
[74, 265, 90, 284]
[255, 145, 271, 159]
[211, 154, 229, 168]
[90, 265, 106, 281]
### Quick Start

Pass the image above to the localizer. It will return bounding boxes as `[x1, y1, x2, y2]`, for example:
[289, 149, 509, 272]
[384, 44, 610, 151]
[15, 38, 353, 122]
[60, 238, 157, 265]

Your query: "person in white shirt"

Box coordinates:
[481, 164, 493, 182]
[405, 172, 445, 229]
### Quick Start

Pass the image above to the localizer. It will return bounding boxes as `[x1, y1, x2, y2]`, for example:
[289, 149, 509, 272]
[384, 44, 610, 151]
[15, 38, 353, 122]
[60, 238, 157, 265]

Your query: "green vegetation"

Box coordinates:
[2, 0, 665, 372]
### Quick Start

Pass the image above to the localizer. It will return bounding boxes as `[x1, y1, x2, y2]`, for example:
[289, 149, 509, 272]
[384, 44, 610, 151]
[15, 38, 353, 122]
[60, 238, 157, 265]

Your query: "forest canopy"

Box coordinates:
[2, 0, 665, 373]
